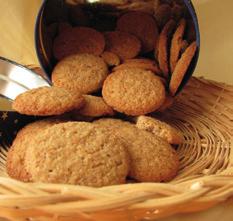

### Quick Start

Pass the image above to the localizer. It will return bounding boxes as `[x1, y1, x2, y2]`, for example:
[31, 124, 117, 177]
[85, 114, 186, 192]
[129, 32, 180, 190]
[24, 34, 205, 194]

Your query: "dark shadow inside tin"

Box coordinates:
[35, 0, 200, 95]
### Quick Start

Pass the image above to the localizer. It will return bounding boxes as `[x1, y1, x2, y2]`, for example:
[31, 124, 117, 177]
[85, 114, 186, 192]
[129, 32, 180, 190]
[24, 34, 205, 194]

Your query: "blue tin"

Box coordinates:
[35, 0, 200, 95]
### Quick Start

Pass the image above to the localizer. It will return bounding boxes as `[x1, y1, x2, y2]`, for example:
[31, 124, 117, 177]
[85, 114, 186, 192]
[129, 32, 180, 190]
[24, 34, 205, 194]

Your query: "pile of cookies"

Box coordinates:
[7, 0, 196, 187]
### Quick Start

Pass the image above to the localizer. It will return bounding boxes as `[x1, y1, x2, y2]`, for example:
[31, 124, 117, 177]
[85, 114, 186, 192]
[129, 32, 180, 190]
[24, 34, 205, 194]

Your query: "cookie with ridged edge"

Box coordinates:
[6, 117, 68, 182]
[12, 86, 84, 116]
[74, 95, 114, 117]
[136, 116, 183, 145]
[116, 11, 159, 53]
[102, 68, 166, 116]
[52, 53, 109, 94]
[104, 31, 141, 60]
[169, 41, 197, 96]
[53, 27, 105, 60]
[101, 51, 120, 67]
[94, 118, 179, 182]
[24, 122, 130, 187]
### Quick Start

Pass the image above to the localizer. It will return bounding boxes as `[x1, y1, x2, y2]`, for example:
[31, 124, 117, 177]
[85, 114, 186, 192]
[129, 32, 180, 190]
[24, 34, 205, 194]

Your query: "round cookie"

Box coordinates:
[101, 51, 120, 67]
[12, 86, 84, 116]
[6, 118, 67, 182]
[136, 116, 183, 145]
[52, 53, 109, 94]
[94, 118, 179, 182]
[104, 31, 141, 60]
[24, 122, 130, 187]
[169, 41, 197, 95]
[102, 68, 166, 116]
[74, 95, 114, 117]
[53, 27, 105, 60]
[113, 58, 162, 75]
[116, 11, 159, 53]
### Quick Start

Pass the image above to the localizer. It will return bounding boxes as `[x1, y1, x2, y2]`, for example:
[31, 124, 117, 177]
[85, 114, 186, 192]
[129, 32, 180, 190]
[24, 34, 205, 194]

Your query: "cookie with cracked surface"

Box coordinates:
[136, 116, 183, 145]
[6, 118, 67, 182]
[94, 118, 179, 182]
[157, 19, 176, 78]
[74, 95, 114, 117]
[101, 51, 120, 67]
[24, 122, 130, 187]
[170, 19, 186, 73]
[169, 41, 197, 96]
[12, 86, 84, 116]
[113, 58, 162, 75]
[52, 53, 109, 94]
[116, 11, 159, 53]
[104, 31, 141, 60]
[102, 68, 166, 116]
[53, 27, 105, 60]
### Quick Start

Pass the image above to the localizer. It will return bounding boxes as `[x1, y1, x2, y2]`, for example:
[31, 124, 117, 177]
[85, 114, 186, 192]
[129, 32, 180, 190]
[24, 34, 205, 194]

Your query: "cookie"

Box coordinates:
[170, 19, 186, 73]
[52, 53, 109, 94]
[53, 27, 105, 60]
[136, 116, 183, 145]
[102, 68, 166, 116]
[113, 58, 162, 75]
[74, 95, 114, 117]
[24, 122, 130, 187]
[157, 95, 174, 112]
[116, 11, 159, 53]
[154, 4, 172, 28]
[94, 118, 179, 182]
[101, 51, 120, 67]
[157, 19, 176, 78]
[12, 86, 84, 116]
[6, 118, 67, 182]
[169, 41, 197, 95]
[104, 31, 141, 60]
[58, 22, 72, 34]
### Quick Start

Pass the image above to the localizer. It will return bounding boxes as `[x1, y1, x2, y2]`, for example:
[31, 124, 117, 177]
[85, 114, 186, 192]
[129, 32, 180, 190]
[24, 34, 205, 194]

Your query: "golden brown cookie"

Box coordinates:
[52, 53, 109, 94]
[113, 58, 162, 75]
[169, 41, 197, 95]
[104, 31, 141, 60]
[53, 27, 105, 60]
[154, 4, 172, 28]
[74, 95, 114, 117]
[102, 68, 166, 116]
[116, 11, 159, 53]
[6, 118, 67, 182]
[94, 118, 179, 182]
[170, 19, 186, 73]
[12, 86, 84, 116]
[157, 19, 176, 78]
[24, 122, 130, 187]
[101, 51, 120, 67]
[136, 116, 183, 145]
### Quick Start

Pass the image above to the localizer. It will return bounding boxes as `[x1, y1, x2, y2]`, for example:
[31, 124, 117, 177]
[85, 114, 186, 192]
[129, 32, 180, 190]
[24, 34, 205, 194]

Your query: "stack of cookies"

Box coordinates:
[7, 0, 196, 187]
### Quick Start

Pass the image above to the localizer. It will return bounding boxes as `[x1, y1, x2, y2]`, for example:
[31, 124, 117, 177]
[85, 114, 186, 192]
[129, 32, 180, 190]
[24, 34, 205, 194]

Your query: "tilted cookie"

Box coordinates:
[169, 41, 197, 96]
[53, 27, 105, 60]
[102, 68, 166, 116]
[104, 31, 141, 60]
[136, 116, 183, 145]
[52, 53, 109, 94]
[94, 118, 179, 182]
[6, 118, 67, 182]
[101, 51, 120, 67]
[113, 58, 162, 75]
[24, 122, 130, 187]
[74, 95, 114, 117]
[157, 19, 176, 78]
[12, 86, 84, 116]
[170, 19, 186, 73]
[117, 11, 159, 53]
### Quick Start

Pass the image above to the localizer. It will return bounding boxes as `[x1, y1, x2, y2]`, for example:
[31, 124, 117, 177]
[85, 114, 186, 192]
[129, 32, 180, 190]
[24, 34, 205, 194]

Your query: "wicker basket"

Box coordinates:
[0, 77, 232, 221]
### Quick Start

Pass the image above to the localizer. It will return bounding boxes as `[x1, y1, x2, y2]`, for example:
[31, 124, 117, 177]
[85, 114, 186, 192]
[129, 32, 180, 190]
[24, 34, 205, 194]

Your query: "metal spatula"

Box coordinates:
[0, 57, 51, 101]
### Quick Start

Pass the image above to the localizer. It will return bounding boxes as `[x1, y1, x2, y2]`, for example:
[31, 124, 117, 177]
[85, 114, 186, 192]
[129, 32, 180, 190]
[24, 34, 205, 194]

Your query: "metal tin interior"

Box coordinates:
[35, 0, 200, 95]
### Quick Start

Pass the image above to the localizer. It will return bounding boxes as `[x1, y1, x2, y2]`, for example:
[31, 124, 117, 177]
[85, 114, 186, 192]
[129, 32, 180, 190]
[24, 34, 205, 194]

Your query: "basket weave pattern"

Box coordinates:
[0, 77, 232, 221]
